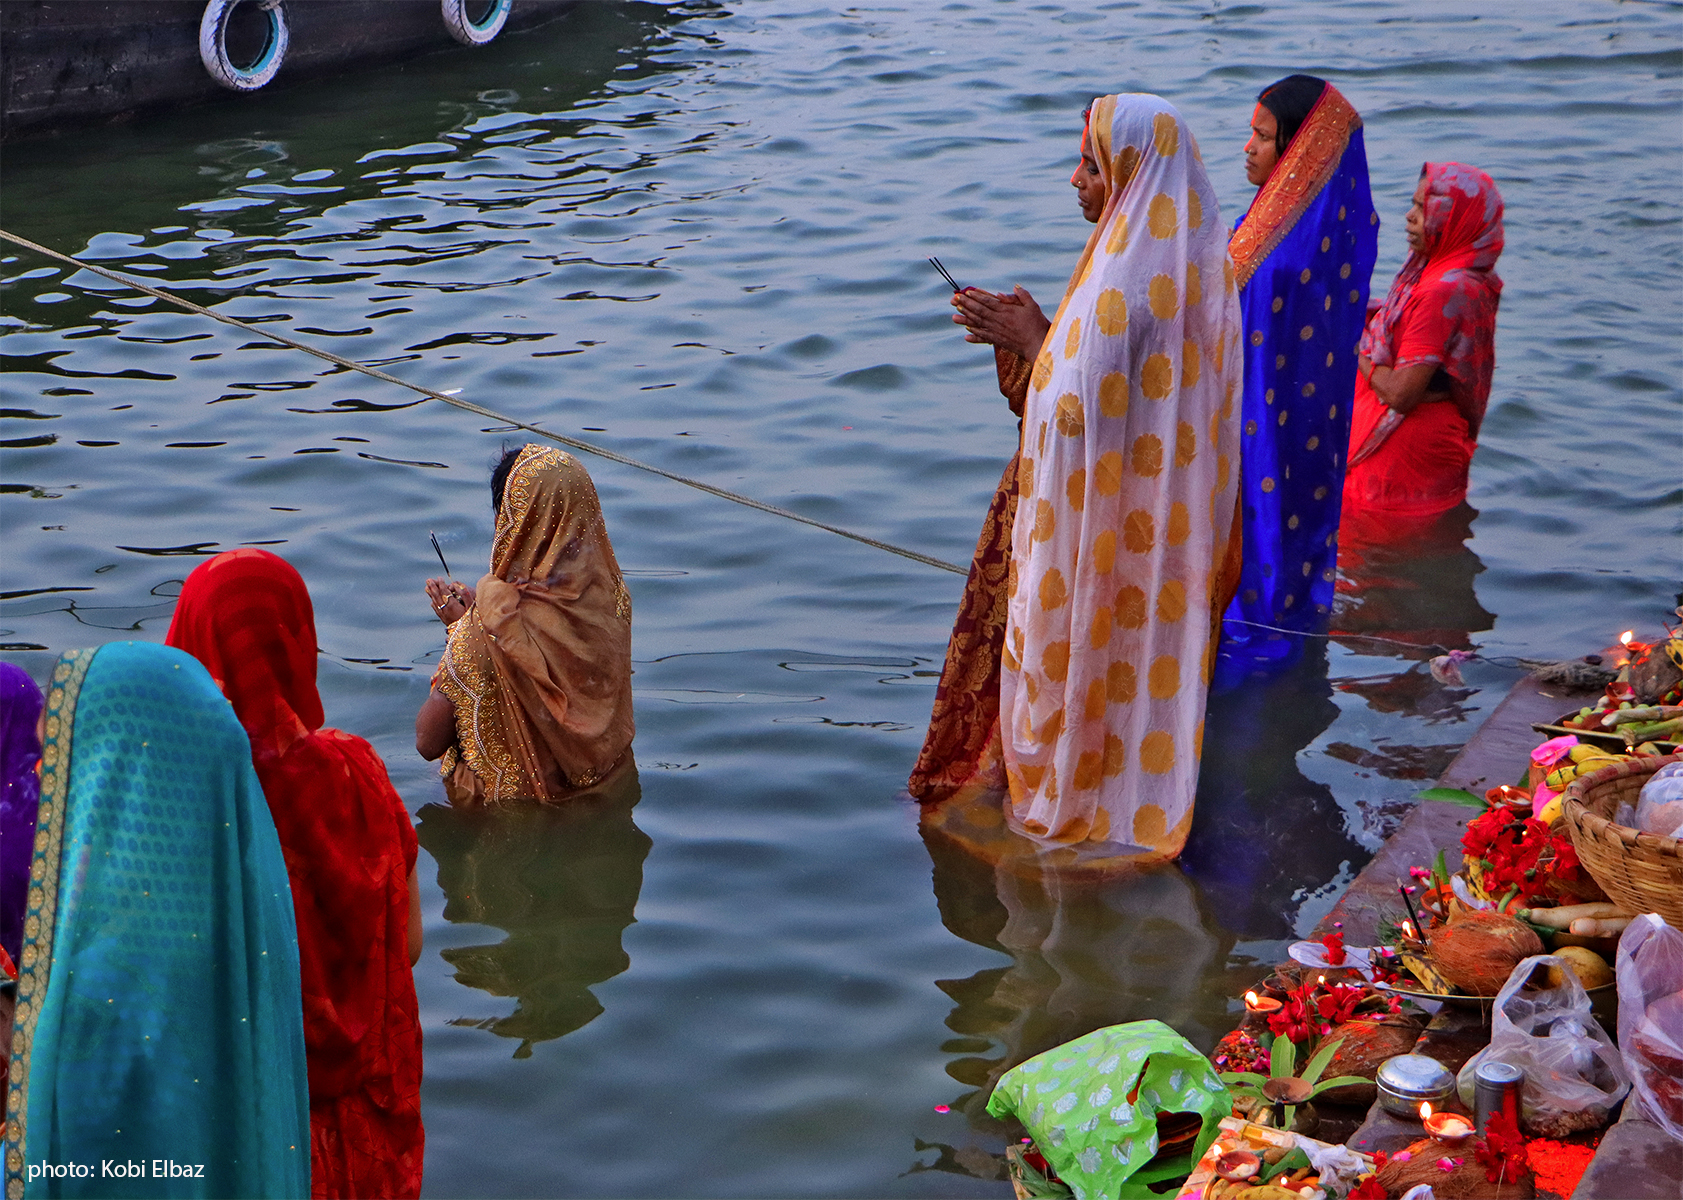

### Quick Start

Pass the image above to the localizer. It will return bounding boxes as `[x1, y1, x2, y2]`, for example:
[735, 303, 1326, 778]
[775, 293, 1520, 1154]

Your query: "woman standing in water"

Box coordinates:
[1344, 163, 1504, 529]
[418, 444, 635, 805]
[5, 642, 309, 1200]
[1222, 75, 1379, 672]
[914, 94, 1242, 860]
[168, 549, 425, 1200]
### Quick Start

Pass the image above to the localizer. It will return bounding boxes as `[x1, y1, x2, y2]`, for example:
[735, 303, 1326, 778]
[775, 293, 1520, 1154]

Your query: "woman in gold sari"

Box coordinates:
[417, 444, 634, 804]
[913, 96, 1243, 864]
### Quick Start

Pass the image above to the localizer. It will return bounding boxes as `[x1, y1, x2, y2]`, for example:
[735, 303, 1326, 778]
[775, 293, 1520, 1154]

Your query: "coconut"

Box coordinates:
[1314, 1018, 1423, 1106]
[1375, 1137, 1535, 1199]
[1428, 910, 1544, 997]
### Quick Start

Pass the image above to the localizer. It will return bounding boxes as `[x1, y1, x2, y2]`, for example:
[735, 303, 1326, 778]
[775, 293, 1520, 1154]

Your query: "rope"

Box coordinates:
[0, 227, 968, 576]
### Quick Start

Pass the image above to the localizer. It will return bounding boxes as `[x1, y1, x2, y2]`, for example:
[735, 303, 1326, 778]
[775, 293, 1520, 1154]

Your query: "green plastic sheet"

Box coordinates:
[986, 1019, 1228, 1200]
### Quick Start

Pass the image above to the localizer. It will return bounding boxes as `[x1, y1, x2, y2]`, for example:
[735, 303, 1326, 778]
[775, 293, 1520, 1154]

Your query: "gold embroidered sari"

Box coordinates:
[437, 445, 634, 805]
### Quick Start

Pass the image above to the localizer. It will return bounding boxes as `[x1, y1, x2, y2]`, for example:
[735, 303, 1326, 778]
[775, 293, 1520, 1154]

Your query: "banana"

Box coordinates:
[1568, 745, 1620, 765]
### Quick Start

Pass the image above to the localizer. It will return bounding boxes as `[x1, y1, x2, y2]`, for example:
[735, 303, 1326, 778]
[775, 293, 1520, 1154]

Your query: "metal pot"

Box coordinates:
[1375, 1053, 1456, 1119]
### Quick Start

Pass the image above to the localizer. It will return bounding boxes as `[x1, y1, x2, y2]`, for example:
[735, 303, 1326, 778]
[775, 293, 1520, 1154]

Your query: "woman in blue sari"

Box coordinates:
[1220, 76, 1379, 673]
[4, 642, 309, 1200]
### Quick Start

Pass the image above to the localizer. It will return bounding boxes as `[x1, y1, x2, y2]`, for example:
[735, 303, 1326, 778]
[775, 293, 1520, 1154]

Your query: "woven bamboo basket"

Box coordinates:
[1561, 753, 1683, 928]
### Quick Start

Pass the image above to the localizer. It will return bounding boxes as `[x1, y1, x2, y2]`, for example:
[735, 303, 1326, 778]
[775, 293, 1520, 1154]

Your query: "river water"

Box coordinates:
[1, 1, 1678, 1195]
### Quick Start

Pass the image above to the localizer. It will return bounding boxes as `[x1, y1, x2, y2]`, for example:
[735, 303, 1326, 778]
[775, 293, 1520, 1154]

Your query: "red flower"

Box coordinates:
[1475, 1111, 1530, 1185]
[1349, 1175, 1386, 1200]
[1321, 931, 1347, 965]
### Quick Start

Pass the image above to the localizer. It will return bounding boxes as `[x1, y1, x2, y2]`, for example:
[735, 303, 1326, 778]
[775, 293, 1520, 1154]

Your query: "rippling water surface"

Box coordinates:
[2, 1, 1678, 1194]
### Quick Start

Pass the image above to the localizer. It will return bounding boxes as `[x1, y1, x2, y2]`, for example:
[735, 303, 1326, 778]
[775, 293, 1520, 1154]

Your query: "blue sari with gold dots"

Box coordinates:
[4, 642, 308, 1199]
[1219, 86, 1379, 673]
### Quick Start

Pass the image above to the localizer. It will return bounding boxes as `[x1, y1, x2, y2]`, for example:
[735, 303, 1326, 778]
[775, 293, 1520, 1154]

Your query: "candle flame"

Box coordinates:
[1401, 919, 1416, 939]
[1421, 1101, 1432, 1121]
[1245, 990, 1260, 1006]
[1318, 974, 1326, 985]
[1620, 630, 1634, 647]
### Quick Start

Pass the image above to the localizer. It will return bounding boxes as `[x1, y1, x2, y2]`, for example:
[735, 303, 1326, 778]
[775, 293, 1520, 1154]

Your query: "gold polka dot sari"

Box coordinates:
[1000, 95, 1243, 859]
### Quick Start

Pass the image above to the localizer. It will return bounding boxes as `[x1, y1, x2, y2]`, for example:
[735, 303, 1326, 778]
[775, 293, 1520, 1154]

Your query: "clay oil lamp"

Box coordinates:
[1420, 1101, 1474, 1148]
[1484, 784, 1532, 814]
[1214, 1149, 1262, 1182]
[1244, 990, 1283, 1017]
[1261, 1076, 1312, 1129]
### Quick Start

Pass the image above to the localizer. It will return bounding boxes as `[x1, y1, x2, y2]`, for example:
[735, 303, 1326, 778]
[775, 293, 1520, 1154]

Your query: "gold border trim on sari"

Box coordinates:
[4, 647, 95, 1200]
[1228, 86, 1361, 291]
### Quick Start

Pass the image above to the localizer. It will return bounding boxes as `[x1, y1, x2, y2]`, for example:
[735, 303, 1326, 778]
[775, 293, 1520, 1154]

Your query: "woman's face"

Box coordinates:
[1405, 176, 1429, 253]
[1244, 105, 1279, 187]
[1071, 126, 1105, 224]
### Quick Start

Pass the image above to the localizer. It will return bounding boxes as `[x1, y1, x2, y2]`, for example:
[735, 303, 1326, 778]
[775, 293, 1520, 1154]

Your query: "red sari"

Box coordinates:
[167, 549, 424, 1200]
[1346, 162, 1503, 520]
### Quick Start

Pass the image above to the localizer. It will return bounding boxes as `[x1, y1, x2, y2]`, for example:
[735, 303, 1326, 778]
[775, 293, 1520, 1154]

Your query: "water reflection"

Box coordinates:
[918, 813, 1231, 1150]
[1181, 643, 1361, 940]
[416, 759, 648, 1059]
[1333, 503, 1495, 655]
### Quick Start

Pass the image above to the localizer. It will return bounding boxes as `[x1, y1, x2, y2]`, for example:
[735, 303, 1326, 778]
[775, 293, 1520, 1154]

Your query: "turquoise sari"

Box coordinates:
[4, 643, 309, 1200]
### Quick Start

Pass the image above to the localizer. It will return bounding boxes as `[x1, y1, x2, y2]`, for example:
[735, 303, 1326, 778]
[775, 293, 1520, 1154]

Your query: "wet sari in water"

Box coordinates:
[1000, 94, 1242, 859]
[0, 663, 43, 968]
[1345, 162, 1504, 524]
[1221, 83, 1378, 670]
[167, 549, 424, 1200]
[436, 445, 634, 805]
[4, 642, 308, 1200]
[907, 348, 1031, 803]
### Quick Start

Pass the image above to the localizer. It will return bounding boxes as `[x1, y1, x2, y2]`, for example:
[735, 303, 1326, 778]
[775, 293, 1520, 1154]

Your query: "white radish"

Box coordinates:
[1519, 902, 1628, 929]
[1569, 916, 1633, 937]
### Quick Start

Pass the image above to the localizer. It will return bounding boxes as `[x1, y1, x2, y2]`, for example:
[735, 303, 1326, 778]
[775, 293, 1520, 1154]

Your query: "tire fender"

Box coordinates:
[442, 0, 512, 46]
[199, 0, 289, 91]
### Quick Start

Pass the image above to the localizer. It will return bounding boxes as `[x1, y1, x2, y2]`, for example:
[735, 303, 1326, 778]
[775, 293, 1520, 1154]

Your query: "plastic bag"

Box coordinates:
[1615, 913, 1683, 1141]
[986, 1020, 1229, 1200]
[1634, 763, 1683, 837]
[1456, 954, 1629, 1137]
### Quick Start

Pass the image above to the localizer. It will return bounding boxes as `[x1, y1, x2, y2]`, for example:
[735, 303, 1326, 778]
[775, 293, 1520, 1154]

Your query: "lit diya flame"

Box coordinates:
[1421, 1101, 1474, 1144]
[1244, 990, 1282, 1015]
[1400, 919, 1417, 941]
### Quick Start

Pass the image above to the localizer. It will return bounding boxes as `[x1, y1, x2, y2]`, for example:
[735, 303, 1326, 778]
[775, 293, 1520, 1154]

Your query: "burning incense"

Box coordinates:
[927, 256, 963, 293]
[1398, 883, 1424, 941]
[430, 531, 453, 579]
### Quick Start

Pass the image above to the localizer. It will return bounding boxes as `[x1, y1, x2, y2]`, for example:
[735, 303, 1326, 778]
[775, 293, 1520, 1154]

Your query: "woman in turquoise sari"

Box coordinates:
[1220, 75, 1379, 673]
[4, 642, 309, 1200]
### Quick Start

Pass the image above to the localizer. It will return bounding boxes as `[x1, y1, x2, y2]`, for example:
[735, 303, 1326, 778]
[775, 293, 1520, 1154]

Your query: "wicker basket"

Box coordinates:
[1561, 753, 1683, 928]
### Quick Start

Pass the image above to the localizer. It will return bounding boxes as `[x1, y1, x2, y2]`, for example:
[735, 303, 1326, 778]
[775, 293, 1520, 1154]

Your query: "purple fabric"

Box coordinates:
[1, 662, 44, 964]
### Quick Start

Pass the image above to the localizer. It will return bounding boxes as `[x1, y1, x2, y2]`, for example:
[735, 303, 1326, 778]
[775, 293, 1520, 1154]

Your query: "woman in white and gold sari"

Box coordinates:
[999, 94, 1243, 861]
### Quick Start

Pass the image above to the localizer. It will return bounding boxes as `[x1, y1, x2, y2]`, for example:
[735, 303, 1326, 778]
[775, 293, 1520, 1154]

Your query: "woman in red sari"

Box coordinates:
[167, 549, 425, 1200]
[1344, 162, 1504, 530]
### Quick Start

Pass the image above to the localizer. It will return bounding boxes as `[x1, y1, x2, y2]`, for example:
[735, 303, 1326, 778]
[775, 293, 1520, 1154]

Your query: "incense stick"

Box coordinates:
[430, 532, 453, 579]
[1398, 883, 1423, 941]
[927, 256, 963, 293]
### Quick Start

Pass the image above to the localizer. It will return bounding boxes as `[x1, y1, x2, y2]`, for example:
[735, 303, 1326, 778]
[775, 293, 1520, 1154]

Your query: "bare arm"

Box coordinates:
[415, 688, 456, 761]
[953, 286, 1051, 362]
[407, 864, 422, 966]
[1359, 356, 1451, 417]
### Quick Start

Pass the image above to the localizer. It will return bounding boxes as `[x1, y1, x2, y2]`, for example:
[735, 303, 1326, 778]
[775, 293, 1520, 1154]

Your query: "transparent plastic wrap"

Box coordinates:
[1615, 913, 1683, 1141]
[1456, 954, 1629, 1138]
[1633, 762, 1683, 838]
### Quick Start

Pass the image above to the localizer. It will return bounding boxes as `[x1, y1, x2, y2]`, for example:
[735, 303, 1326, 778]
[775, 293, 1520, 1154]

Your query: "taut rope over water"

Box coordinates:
[0, 227, 968, 576]
[0, 228, 1584, 672]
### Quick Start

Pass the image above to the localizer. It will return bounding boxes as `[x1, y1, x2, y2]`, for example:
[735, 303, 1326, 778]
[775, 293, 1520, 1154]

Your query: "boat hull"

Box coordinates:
[1, 0, 578, 141]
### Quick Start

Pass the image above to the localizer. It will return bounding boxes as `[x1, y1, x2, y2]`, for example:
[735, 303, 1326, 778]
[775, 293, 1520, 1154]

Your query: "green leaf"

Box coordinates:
[1308, 1075, 1374, 1097]
[1260, 1148, 1310, 1184]
[1270, 1037, 1296, 1079]
[1301, 1036, 1341, 1086]
[1416, 787, 1484, 807]
[1219, 1071, 1270, 1087]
